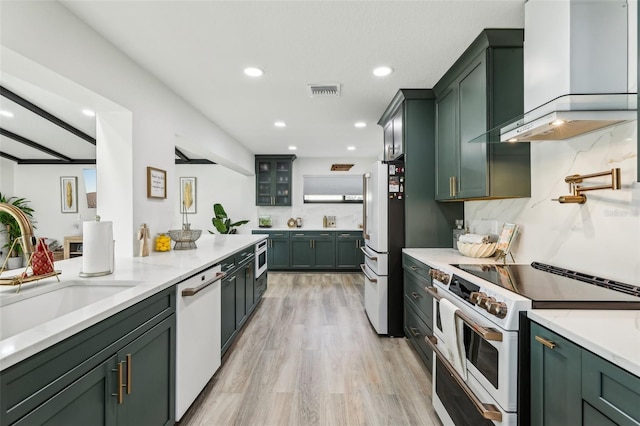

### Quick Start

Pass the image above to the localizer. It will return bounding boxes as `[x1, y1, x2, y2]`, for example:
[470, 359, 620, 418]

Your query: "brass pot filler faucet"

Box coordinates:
[553, 168, 621, 204]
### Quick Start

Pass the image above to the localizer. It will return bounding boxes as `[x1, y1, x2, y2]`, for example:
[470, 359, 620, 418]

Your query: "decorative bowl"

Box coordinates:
[167, 229, 202, 250]
[457, 242, 497, 258]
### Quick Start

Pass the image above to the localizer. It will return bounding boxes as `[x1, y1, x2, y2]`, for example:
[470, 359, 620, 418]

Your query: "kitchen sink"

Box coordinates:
[0, 280, 140, 340]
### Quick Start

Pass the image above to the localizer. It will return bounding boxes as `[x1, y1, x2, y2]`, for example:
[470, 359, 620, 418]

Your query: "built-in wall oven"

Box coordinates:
[255, 239, 267, 277]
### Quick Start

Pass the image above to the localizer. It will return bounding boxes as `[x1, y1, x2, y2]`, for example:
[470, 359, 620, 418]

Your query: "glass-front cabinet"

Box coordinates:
[255, 155, 296, 206]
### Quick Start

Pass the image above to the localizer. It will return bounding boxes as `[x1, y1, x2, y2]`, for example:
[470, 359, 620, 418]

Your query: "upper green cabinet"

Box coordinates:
[255, 155, 296, 206]
[434, 29, 531, 201]
[383, 107, 404, 161]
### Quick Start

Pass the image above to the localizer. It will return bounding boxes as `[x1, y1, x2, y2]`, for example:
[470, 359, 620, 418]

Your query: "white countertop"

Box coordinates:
[0, 234, 266, 371]
[528, 310, 640, 377]
[402, 248, 640, 377]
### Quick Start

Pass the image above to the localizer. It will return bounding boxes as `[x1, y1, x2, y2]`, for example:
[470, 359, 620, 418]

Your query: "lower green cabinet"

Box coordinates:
[529, 321, 640, 426]
[1, 287, 176, 426]
[336, 233, 364, 269]
[13, 356, 118, 426]
[530, 322, 582, 426]
[253, 230, 362, 270]
[402, 254, 433, 373]
[220, 249, 264, 357]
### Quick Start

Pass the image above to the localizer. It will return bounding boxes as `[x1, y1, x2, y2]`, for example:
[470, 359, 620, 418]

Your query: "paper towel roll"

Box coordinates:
[81, 220, 114, 276]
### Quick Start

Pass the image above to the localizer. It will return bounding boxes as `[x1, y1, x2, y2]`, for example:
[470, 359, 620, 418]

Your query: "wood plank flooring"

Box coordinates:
[178, 272, 441, 426]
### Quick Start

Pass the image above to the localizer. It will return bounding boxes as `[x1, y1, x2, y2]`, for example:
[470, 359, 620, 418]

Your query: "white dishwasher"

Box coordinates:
[175, 264, 224, 420]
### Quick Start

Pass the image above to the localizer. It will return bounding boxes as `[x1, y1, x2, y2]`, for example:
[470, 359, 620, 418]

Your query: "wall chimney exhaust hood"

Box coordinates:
[471, 0, 637, 144]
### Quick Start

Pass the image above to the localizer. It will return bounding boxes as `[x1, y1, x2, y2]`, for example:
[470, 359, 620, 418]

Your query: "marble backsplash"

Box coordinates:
[255, 204, 363, 230]
[465, 121, 639, 285]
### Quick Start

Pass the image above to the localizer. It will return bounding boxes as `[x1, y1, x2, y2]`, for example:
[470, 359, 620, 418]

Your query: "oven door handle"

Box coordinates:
[425, 286, 503, 342]
[360, 264, 377, 283]
[425, 335, 503, 422]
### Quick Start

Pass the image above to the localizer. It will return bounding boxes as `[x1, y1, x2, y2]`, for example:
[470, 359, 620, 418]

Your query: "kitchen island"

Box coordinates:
[0, 234, 265, 426]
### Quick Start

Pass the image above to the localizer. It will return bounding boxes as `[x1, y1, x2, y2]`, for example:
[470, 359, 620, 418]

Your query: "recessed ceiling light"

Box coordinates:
[347, 146, 356, 151]
[354, 122, 366, 128]
[373, 66, 393, 77]
[82, 109, 96, 117]
[0, 110, 14, 118]
[274, 121, 286, 127]
[244, 67, 264, 77]
[288, 146, 297, 150]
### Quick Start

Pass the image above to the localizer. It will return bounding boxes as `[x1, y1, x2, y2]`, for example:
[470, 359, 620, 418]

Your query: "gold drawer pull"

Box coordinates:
[113, 361, 124, 404]
[411, 291, 421, 300]
[409, 327, 420, 337]
[535, 335, 556, 350]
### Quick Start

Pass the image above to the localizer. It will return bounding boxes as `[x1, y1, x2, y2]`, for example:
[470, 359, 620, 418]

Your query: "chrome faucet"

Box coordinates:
[0, 202, 35, 258]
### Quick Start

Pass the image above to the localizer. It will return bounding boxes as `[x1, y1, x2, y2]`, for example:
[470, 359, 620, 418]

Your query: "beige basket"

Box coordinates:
[457, 241, 497, 258]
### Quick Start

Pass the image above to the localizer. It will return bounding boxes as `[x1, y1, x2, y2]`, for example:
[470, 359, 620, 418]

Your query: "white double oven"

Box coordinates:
[427, 268, 530, 426]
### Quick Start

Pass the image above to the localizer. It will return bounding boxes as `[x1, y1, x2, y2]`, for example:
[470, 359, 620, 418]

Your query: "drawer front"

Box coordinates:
[268, 231, 289, 240]
[220, 255, 236, 273]
[402, 254, 431, 282]
[404, 269, 432, 327]
[237, 247, 254, 264]
[404, 302, 433, 372]
[582, 350, 640, 425]
[337, 231, 363, 239]
[290, 231, 334, 240]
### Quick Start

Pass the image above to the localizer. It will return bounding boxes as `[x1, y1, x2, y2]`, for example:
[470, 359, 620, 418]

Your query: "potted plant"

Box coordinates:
[0, 193, 35, 268]
[210, 203, 249, 234]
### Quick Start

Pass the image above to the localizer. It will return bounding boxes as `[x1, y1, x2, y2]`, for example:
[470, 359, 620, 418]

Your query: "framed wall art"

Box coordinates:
[180, 177, 197, 213]
[60, 176, 78, 213]
[147, 167, 167, 199]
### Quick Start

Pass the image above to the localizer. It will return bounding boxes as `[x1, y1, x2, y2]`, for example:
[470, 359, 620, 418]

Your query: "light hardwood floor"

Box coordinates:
[179, 272, 441, 426]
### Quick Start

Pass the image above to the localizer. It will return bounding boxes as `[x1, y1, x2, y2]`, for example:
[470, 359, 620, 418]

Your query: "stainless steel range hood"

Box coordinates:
[476, 0, 637, 144]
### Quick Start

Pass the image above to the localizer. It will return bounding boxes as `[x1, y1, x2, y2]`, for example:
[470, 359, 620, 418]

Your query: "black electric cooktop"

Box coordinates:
[451, 262, 640, 309]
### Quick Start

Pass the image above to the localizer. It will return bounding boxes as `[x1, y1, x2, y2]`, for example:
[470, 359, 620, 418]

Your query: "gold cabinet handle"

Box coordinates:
[535, 335, 556, 350]
[452, 176, 458, 197]
[410, 265, 418, 271]
[126, 354, 132, 394]
[449, 176, 454, 197]
[411, 291, 421, 300]
[181, 272, 226, 297]
[409, 327, 421, 337]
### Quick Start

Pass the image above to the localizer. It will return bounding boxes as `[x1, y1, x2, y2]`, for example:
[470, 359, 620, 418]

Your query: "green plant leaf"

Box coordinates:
[213, 203, 228, 219]
[213, 218, 228, 234]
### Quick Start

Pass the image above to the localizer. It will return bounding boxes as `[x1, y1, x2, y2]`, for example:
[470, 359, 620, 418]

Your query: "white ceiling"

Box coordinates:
[2, 1, 526, 161]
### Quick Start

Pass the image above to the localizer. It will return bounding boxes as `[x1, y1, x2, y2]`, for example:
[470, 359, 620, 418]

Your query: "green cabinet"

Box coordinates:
[253, 231, 290, 270]
[402, 254, 434, 372]
[1, 287, 176, 426]
[383, 107, 404, 160]
[530, 322, 582, 426]
[255, 155, 296, 206]
[529, 321, 640, 426]
[378, 89, 464, 249]
[220, 246, 262, 357]
[335, 232, 364, 269]
[434, 29, 531, 201]
[290, 232, 335, 269]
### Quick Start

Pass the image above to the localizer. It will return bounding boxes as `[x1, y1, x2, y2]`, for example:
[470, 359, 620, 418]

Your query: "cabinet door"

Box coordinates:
[383, 121, 394, 161]
[235, 265, 247, 328]
[290, 237, 313, 268]
[530, 322, 582, 426]
[435, 86, 459, 200]
[13, 356, 118, 426]
[392, 107, 404, 159]
[274, 160, 292, 206]
[313, 238, 335, 269]
[244, 261, 255, 315]
[458, 55, 488, 199]
[336, 236, 359, 269]
[221, 274, 236, 354]
[256, 159, 273, 206]
[117, 316, 175, 426]
[269, 235, 290, 270]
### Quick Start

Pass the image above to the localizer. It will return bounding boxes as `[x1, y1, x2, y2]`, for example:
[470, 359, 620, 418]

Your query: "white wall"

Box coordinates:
[173, 164, 256, 235]
[465, 122, 639, 284]
[0, 1, 254, 256]
[256, 157, 375, 229]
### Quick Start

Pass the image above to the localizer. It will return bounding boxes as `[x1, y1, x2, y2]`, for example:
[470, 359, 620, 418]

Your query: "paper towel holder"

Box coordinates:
[79, 216, 115, 278]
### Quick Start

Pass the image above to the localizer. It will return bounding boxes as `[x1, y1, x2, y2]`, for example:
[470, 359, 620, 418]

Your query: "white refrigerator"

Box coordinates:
[362, 161, 405, 336]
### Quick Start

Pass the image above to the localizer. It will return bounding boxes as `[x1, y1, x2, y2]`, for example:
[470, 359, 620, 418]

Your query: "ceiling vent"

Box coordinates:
[330, 163, 354, 171]
[308, 83, 341, 97]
